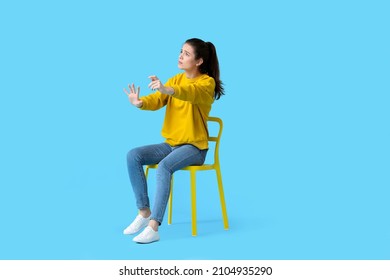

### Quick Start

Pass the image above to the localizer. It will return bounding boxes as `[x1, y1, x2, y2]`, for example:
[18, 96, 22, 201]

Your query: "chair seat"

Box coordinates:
[182, 164, 215, 171]
[147, 163, 216, 171]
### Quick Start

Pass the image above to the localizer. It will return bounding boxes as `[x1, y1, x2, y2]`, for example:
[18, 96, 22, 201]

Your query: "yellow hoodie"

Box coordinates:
[140, 73, 215, 150]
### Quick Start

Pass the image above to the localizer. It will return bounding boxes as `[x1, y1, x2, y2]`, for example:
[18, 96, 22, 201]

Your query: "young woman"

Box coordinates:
[123, 38, 224, 243]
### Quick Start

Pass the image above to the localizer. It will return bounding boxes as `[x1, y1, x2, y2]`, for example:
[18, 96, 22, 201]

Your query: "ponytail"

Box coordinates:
[185, 38, 225, 100]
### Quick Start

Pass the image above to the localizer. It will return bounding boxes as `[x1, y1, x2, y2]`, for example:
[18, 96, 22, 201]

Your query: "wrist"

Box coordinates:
[164, 87, 174, 95]
[134, 101, 143, 108]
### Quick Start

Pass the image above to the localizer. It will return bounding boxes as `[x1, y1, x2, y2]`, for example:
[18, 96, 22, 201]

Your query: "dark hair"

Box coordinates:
[185, 38, 225, 100]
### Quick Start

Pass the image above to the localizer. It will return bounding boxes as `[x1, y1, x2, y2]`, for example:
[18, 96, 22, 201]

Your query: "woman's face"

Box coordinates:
[178, 43, 203, 71]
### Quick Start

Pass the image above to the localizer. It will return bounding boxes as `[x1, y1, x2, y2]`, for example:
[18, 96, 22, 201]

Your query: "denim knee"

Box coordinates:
[156, 159, 173, 175]
[127, 148, 142, 165]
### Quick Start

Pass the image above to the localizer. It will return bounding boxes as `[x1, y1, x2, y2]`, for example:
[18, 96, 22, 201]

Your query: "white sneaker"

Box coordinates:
[123, 214, 150, 235]
[133, 226, 160, 244]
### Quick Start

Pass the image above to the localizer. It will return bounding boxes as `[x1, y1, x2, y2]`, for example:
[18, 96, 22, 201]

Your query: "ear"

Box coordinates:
[196, 58, 204, 67]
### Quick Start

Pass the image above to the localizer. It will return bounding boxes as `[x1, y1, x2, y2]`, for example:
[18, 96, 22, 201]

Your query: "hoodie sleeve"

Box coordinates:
[139, 91, 169, 111]
[171, 75, 215, 105]
[139, 77, 175, 110]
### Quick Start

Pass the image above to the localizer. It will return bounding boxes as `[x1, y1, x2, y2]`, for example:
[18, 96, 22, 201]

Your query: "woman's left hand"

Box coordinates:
[148, 75, 174, 95]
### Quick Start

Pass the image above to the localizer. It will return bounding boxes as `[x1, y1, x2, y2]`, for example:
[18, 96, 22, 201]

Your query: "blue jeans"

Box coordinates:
[127, 143, 207, 224]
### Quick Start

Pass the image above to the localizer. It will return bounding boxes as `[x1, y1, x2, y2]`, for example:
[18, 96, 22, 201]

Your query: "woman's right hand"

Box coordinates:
[123, 83, 143, 108]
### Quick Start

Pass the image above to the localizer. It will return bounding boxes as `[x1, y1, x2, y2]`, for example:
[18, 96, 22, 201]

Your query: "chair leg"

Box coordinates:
[190, 170, 197, 236]
[216, 166, 229, 230]
[145, 167, 149, 179]
[168, 175, 173, 225]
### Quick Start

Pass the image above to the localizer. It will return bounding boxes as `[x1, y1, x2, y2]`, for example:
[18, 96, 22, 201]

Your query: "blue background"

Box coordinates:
[0, 0, 389, 259]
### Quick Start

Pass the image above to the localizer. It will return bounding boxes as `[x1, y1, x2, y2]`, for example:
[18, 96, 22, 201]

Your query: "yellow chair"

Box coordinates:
[145, 117, 229, 236]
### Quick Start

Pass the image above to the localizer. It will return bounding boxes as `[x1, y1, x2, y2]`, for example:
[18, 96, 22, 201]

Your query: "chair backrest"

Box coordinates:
[207, 117, 223, 165]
